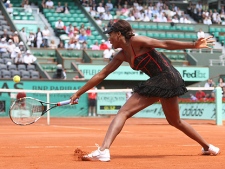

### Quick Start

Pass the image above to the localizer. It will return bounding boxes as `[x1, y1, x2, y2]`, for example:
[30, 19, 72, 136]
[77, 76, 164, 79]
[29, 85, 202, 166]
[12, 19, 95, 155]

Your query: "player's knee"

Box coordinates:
[118, 110, 133, 119]
[171, 120, 182, 128]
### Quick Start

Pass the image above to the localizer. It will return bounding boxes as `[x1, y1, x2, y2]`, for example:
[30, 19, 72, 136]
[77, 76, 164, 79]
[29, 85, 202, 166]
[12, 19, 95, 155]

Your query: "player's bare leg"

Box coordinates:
[161, 97, 220, 155]
[100, 93, 159, 150]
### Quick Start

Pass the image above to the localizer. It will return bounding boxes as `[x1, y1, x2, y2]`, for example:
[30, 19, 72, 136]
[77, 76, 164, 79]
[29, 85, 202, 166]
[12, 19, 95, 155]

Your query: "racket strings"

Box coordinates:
[10, 98, 43, 125]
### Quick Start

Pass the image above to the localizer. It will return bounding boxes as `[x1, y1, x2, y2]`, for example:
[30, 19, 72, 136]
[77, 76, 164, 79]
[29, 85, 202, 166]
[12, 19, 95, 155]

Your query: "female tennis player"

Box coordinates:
[70, 20, 220, 161]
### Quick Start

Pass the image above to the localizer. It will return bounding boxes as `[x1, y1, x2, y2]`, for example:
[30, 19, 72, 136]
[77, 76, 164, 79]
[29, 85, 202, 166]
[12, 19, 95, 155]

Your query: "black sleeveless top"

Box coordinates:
[126, 38, 187, 98]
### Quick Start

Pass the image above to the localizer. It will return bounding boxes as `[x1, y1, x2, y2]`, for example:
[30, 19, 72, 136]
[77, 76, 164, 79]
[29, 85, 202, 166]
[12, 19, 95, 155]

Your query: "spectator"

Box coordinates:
[58, 40, 64, 48]
[6, 3, 13, 16]
[55, 2, 63, 13]
[18, 41, 26, 54]
[195, 90, 206, 100]
[4, 0, 10, 8]
[78, 31, 87, 44]
[7, 39, 16, 53]
[88, 87, 97, 117]
[11, 47, 20, 60]
[204, 78, 215, 88]
[0, 38, 8, 53]
[42, 26, 50, 47]
[97, 3, 105, 14]
[85, 27, 92, 36]
[54, 19, 64, 36]
[62, 3, 70, 14]
[1, 29, 11, 42]
[53, 64, 66, 79]
[46, 0, 54, 9]
[49, 39, 57, 49]
[95, 17, 102, 26]
[222, 86, 225, 98]
[20, 27, 27, 42]
[81, 41, 88, 50]
[12, 31, 19, 44]
[74, 39, 81, 50]
[27, 32, 35, 47]
[106, 0, 113, 11]
[203, 16, 212, 25]
[23, 50, 37, 65]
[99, 40, 108, 50]
[197, 28, 205, 39]
[217, 77, 225, 88]
[13, 48, 24, 64]
[103, 46, 114, 62]
[65, 24, 74, 34]
[35, 27, 43, 48]
[24, 1, 32, 13]
[91, 41, 100, 50]
[79, 24, 86, 33]
[103, 11, 113, 20]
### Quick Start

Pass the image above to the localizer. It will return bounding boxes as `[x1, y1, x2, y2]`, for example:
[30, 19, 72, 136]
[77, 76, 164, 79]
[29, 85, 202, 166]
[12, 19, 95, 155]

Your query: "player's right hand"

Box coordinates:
[70, 94, 79, 105]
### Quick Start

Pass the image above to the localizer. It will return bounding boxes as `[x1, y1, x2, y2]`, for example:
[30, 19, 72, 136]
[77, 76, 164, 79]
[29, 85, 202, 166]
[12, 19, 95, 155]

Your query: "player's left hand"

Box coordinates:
[70, 93, 79, 105]
[195, 36, 215, 49]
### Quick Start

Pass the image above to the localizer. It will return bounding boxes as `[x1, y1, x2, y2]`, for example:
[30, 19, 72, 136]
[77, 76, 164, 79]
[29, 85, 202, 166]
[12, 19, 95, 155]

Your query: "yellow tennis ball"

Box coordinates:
[13, 75, 20, 83]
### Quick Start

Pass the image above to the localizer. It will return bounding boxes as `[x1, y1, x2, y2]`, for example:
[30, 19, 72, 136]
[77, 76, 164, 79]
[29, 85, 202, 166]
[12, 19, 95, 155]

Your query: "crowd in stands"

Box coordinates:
[187, 1, 225, 25]
[190, 77, 225, 102]
[0, 33, 37, 66]
[82, 0, 192, 24]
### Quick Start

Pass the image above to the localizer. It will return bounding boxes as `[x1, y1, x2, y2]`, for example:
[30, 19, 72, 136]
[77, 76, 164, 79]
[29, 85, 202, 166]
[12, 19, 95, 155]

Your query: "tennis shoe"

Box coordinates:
[82, 144, 110, 162]
[202, 144, 220, 155]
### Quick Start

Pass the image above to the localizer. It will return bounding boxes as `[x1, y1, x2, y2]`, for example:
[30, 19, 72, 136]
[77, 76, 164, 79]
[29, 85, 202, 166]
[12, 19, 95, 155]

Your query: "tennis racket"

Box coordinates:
[9, 97, 78, 126]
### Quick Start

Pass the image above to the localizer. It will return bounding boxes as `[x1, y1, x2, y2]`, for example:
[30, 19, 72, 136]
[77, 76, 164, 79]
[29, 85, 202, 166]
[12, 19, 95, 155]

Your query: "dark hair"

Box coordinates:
[105, 20, 135, 39]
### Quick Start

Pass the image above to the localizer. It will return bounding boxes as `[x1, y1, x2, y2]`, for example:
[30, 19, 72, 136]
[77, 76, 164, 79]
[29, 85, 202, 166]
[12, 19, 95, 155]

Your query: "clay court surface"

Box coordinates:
[0, 117, 224, 169]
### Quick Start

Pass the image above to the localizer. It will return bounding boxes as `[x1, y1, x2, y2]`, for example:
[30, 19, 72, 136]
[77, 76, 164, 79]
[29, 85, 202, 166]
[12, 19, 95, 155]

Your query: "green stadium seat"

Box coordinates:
[82, 18, 89, 23]
[75, 18, 82, 22]
[93, 53, 101, 58]
[178, 34, 185, 39]
[145, 25, 151, 30]
[28, 16, 35, 20]
[139, 31, 147, 36]
[151, 25, 157, 30]
[139, 24, 145, 30]
[172, 34, 179, 39]
[153, 33, 160, 38]
[158, 25, 164, 30]
[178, 55, 185, 60]
[166, 33, 173, 39]
[14, 16, 21, 20]
[159, 32, 166, 38]
[147, 32, 153, 37]
[78, 14, 85, 18]
[163, 25, 170, 30]
[209, 27, 215, 33]
[48, 52, 55, 57]
[215, 28, 221, 32]
[22, 16, 28, 20]
[132, 24, 139, 29]
[185, 34, 191, 39]
[176, 25, 182, 30]
[182, 26, 189, 31]
[188, 26, 195, 31]
[92, 31, 98, 36]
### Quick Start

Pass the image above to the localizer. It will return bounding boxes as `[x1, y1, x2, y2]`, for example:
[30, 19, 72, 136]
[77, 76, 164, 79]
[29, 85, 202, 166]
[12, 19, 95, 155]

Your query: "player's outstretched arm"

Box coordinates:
[138, 36, 214, 50]
[70, 51, 124, 104]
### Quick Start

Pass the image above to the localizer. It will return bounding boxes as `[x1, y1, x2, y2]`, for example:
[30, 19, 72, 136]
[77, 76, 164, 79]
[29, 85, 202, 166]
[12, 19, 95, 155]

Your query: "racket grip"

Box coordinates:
[57, 99, 79, 106]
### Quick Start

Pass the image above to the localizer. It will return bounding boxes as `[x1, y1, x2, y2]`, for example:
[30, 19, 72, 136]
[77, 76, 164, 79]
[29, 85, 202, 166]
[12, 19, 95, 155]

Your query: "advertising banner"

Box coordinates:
[78, 65, 209, 81]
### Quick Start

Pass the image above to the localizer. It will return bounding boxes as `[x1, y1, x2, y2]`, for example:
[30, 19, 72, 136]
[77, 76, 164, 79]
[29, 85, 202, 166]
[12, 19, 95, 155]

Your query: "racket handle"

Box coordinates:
[57, 99, 79, 106]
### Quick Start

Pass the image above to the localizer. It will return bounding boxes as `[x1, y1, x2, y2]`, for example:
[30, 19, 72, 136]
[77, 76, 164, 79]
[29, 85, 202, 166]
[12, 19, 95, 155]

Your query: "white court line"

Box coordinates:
[51, 125, 131, 133]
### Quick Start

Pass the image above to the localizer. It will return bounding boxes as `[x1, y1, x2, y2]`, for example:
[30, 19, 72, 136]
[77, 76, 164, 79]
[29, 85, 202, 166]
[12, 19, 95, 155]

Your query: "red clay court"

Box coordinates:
[0, 117, 224, 169]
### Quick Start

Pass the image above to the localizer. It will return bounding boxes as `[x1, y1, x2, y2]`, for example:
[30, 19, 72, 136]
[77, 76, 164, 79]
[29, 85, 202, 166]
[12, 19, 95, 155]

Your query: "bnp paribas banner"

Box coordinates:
[78, 65, 209, 81]
[97, 92, 225, 120]
[0, 81, 88, 117]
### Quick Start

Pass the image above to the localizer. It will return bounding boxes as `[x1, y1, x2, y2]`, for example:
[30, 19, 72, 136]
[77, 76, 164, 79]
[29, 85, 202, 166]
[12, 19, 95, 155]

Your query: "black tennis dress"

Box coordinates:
[129, 41, 188, 98]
